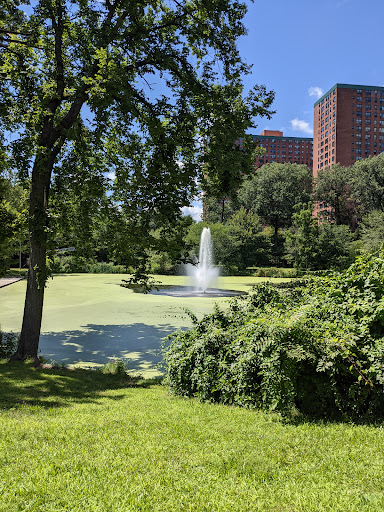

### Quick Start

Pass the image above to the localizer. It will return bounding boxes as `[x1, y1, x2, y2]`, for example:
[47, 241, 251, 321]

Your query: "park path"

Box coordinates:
[0, 277, 24, 288]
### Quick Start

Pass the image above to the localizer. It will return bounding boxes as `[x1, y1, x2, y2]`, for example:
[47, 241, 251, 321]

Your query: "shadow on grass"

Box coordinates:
[0, 360, 161, 410]
[38, 323, 184, 373]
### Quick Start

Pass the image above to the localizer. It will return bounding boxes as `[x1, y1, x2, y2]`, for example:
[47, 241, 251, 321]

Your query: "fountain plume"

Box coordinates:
[190, 227, 219, 292]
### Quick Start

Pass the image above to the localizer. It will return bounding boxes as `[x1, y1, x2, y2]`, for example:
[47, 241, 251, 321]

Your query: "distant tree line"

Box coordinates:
[197, 153, 384, 273]
[3, 153, 384, 277]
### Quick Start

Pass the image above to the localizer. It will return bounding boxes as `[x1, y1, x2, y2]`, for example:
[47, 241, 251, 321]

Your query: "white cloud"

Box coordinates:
[107, 171, 116, 181]
[290, 118, 313, 135]
[181, 204, 203, 222]
[308, 86, 324, 99]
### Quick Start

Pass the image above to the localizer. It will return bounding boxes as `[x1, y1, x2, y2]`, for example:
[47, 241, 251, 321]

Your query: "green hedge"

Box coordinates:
[164, 254, 384, 420]
[50, 256, 132, 274]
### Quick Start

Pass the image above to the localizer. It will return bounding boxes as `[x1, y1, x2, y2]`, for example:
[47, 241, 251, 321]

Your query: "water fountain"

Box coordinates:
[189, 227, 219, 293]
[150, 226, 245, 297]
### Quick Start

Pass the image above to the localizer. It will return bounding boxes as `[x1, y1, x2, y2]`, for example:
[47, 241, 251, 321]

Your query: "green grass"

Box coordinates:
[1, 361, 384, 512]
[0, 274, 289, 375]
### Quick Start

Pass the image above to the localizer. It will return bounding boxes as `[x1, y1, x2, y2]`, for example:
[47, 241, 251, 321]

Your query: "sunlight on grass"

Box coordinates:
[0, 362, 383, 512]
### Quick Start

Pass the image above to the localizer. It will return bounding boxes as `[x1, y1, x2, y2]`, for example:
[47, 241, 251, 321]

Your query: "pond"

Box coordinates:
[0, 274, 283, 376]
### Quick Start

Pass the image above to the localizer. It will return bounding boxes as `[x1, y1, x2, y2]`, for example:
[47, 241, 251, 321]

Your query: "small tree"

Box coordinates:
[359, 210, 384, 254]
[351, 154, 384, 214]
[0, 175, 28, 274]
[285, 203, 354, 271]
[284, 203, 320, 270]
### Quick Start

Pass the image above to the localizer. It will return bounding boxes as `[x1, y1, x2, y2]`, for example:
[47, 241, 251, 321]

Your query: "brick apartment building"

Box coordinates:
[248, 130, 313, 170]
[313, 83, 384, 177]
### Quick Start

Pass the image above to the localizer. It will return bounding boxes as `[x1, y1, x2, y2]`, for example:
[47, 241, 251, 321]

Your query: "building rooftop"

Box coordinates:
[314, 83, 384, 107]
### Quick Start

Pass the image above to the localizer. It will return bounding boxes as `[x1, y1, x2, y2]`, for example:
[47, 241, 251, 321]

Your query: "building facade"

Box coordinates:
[249, 130, 313, 170]
[313, 84, 384, 177]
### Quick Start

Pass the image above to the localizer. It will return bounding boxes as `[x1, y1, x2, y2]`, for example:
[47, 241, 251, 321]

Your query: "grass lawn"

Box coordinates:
[1, 361, 384, 512]
[0, 274, 287, 375]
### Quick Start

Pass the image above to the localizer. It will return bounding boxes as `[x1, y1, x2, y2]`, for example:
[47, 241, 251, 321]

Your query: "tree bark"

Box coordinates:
[12, 156, 52, 362]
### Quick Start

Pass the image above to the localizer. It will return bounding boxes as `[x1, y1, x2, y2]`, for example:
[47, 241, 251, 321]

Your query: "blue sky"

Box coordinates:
[184, 0, 384, 220]
[239, 0, 384, 137]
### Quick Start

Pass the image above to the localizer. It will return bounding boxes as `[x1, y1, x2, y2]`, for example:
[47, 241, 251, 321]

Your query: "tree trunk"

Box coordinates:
[221, 198, 225, 223]
[273, 223, 279, 249]
[12, 158, 52, 362]
[14, 251, 46, 362]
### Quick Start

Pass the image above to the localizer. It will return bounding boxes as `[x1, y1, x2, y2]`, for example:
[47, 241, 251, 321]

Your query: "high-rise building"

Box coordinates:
[248, 130, 313, 170]
[313, 84, 384, 177]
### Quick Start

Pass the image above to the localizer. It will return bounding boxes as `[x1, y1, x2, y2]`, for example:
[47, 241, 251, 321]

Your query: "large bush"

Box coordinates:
[164, 254, 384, 420]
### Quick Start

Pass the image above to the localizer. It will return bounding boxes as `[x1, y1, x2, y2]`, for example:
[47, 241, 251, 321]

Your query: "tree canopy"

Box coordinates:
[0, 0, 274, 360]
[238, 162, 312, 244]
[314, 164, 356, 227]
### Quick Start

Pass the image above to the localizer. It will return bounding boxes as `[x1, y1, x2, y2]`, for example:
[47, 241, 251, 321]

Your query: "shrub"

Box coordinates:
[164, 255, 384, 420]
[0, 331, 18, 359]
[250, 267, 299, 278]
[50, 256, 131, 274]
[101, 359, 129, 376]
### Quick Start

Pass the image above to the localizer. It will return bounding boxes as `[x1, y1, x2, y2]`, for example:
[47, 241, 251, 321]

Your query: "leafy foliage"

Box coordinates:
[238, 162, 312, 248]
[0, 331, 18, 359]
[1, 0, 274, 358]
[164, 254, 384, 419]
[315, 164, 357, 226]
[186, 209, 272, 274]
[0, 176, 28, 275]
[100, 359, 130, 377]
[351, 153, 384, 214]
[359, 210, 384, 254]
[284, 203, 355, 270]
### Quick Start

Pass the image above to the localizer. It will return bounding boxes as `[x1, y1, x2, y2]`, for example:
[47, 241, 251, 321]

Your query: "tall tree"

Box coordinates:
[238, 162, 312, 248]
[0, 0, 273, 361]
[314, 164, 356, 227]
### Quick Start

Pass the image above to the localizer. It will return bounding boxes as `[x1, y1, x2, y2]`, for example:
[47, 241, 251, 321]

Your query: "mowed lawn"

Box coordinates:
[1, 362, 384, 512]
[0, 274, 283, 375]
